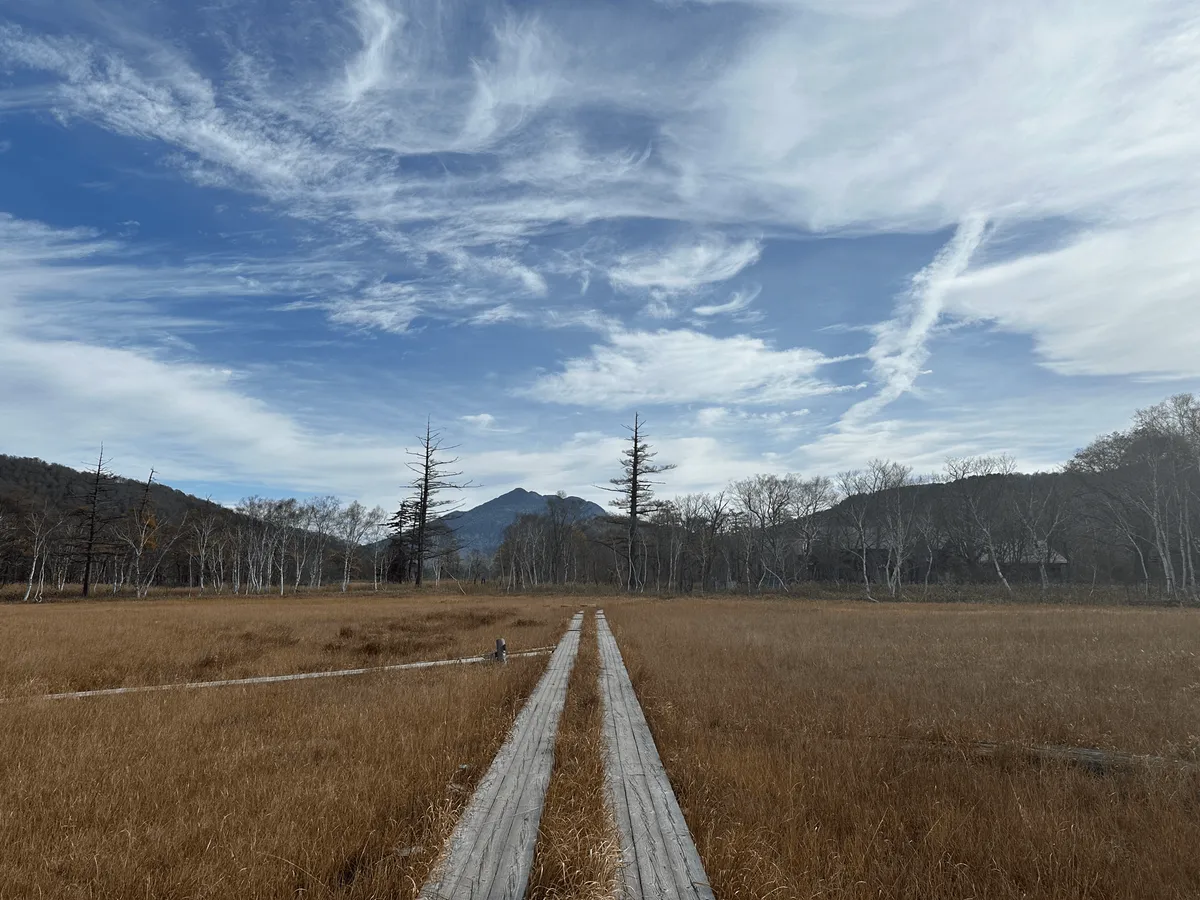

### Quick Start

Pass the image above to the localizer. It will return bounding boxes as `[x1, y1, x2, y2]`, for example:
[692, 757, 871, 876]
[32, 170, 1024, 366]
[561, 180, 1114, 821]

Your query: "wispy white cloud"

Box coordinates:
[0, 213, 486, 340]
[942, 212, 1200, 379]
[342, 0, 406, 104]
[6, 3, 1197, 252]
[461, 413, 498, 430]
[445, 249, 549, 297]
[6, 1, 1195, 352]
[524, 327, 851, 408]
[608, 233, 762, 295]
[0, 214, 287, 339]
[460, 14, 564, 150]
[665, 0, 917, 15]
[846, 216, 988, 419]
[692, 284, 761, 318]
[694, 405, 810, 435]
[677, 1, 1200, 230]
[322, 281, 427, 334]
[2, 0, 1199, 503]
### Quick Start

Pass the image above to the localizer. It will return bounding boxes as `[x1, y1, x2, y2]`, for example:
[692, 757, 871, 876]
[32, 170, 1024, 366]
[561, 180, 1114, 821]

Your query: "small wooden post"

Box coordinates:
[494, 638, 507, 662]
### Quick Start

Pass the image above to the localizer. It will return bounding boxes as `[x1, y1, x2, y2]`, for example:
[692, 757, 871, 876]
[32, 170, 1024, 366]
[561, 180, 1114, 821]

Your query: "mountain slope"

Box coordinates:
[0, 454, 223, 522]
[443, 488, 606, 556]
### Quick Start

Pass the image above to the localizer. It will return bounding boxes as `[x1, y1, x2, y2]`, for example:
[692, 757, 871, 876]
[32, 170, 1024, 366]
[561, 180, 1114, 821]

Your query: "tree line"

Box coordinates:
[3, 393, 1200, 601]
[493, 394, 1200, 602]
[1, 476, 388, 601]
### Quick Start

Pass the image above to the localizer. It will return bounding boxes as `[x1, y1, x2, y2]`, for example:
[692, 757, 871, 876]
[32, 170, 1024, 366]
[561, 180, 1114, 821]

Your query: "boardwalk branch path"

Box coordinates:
[597, 611, 716, 900]
[419, 611, 583, 900]
[9, 648, 556, 703]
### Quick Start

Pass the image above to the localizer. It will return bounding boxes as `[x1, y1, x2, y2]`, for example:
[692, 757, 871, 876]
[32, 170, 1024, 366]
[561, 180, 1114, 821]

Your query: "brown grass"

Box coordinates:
[0, 658, 546, 899]
[527, 607, 621, 900]
[607, 598, 1200, 899]
[0, 593, 573, 697]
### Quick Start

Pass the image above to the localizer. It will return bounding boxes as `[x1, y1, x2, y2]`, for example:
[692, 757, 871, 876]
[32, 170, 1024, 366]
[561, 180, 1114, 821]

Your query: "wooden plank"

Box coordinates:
[964, 740, 1196, 774]
[419, 612, 583, 900]
[596, 611, 716, 900]
[8, 647, 556, 703]
[837, 736, 1199, 774]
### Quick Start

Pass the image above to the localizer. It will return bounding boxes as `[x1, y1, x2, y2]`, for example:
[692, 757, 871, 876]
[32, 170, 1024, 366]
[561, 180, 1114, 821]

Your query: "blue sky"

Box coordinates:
[2, 0, 1198, 510]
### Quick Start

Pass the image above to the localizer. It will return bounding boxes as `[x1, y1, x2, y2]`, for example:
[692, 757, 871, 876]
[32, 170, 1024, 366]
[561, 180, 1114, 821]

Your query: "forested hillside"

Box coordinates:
[0, 454, 386, 600]
[0, 455, 220, 523]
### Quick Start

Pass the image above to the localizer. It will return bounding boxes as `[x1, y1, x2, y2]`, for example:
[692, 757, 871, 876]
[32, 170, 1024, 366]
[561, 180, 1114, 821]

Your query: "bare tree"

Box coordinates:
[73, 446, 116, 597]
[1010, 475, 1069, 594]
[387, 420, 471, 587]
[116, 470, 187, 598]
[602, 413, 676, 592]
[792, 476, 837, 578]
[545, 492, 587, 585]
[838, 461, 914, 599]
[838, 468, 882, 600]
[874, 460, 918, 598]
[189, 507, 223, 594]
[1068, 394, 1200, 600]
[363, 508, 390, 590]
[336, 501, 377, 591]
[945, 455, 1018, 594]
[306, 496, 342, 588]
[23, 500, 65, 602]
[733, 474, 800, 591]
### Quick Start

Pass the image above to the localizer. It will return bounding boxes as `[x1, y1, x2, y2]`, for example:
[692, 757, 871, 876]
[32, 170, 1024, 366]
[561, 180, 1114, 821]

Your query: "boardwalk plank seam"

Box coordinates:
[597, 611, 716, 900]
[419, 611, 583, 900]
[6, 647, 556, 703]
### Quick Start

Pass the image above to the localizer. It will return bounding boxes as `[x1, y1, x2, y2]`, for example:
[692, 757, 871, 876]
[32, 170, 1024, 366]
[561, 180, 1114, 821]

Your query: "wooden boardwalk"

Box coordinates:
[596, 611, 715, 900]
[10, 647, 556, 703]
[419, 611, 583, 900]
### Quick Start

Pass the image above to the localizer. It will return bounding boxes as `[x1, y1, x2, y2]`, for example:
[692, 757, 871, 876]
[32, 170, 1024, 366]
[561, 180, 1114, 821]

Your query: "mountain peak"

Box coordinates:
[443, 487, 605, 556]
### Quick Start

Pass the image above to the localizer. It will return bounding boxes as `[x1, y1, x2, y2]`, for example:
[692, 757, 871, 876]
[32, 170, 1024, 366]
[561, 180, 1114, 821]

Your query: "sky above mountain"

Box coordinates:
[2, 0, 1198, 510]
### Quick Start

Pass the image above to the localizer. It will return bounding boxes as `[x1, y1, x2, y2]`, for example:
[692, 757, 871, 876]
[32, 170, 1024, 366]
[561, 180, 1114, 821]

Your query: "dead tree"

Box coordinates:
[73, 447, 117, 597]
[602, 413, 675, 592]
[388, 420, 471, 587]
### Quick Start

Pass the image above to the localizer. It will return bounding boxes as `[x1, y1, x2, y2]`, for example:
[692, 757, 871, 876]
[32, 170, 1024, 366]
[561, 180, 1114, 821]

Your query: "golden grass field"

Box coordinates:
[0, 594, 575, 899]
[0, 593, 572, 697]
[1, 663, 544, 899]
[606, 599, 1200, 899]
[3, 592, 1198, 898]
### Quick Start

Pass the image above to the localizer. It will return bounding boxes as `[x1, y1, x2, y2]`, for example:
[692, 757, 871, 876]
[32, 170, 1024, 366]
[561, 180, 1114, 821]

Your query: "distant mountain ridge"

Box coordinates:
[443, 488, 606, 556]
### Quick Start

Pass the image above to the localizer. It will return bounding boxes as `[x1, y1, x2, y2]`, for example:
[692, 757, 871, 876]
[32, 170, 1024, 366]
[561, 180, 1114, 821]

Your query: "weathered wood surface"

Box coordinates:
[11, 646, 556, 703]
[419, 611, 583, 900]
[596, 611, 715, 900]
[834, 735, 1199, 774]
[964, 740, 1197, 774]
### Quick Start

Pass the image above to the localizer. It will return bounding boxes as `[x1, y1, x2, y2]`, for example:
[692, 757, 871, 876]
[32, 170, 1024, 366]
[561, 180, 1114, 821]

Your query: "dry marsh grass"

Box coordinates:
[0, 658, 547, 899]
[0, 593, 572, 697]
[607, 598, 1200, 899]
[527, 608, 621, 900]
